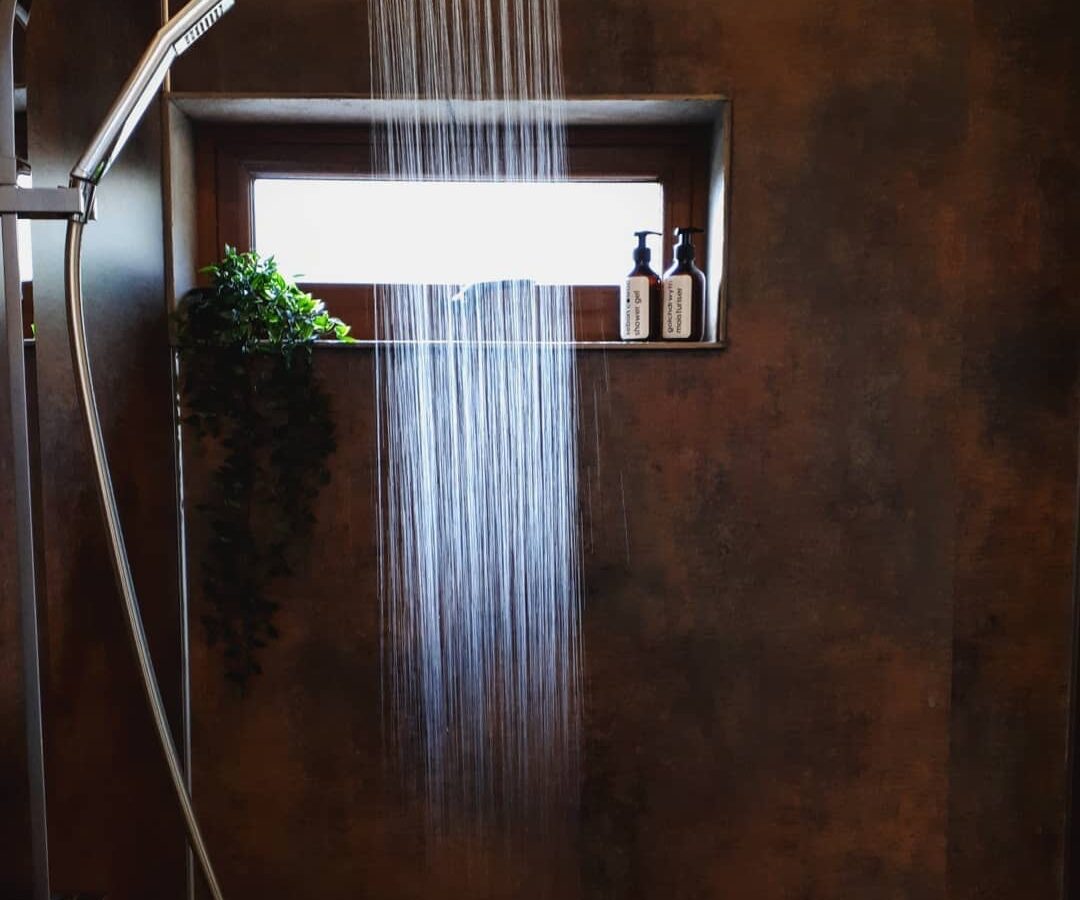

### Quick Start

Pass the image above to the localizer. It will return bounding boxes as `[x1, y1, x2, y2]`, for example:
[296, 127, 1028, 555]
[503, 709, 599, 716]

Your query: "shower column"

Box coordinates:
[0, 2, 84, 897]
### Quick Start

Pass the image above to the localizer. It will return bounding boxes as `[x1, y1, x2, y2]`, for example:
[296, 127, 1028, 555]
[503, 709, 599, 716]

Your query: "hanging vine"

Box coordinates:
[175, 247, 353, 687]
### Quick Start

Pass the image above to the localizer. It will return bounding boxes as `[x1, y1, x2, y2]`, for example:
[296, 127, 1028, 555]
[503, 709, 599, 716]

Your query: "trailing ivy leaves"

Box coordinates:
[175, 247, 354, 688]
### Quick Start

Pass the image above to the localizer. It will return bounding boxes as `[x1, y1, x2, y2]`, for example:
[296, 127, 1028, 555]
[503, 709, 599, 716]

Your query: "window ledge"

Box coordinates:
[312, 339, 727, 352]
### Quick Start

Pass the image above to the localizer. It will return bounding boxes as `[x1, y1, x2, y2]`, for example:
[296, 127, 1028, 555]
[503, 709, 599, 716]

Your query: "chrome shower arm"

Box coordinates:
[70, 0, 234, 190]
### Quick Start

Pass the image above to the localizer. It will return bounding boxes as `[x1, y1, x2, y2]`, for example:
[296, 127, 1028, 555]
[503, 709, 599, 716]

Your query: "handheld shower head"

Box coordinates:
[173, 0, 235, 55]
[70, 0, 235, 188]
[61, 2, 238, 900]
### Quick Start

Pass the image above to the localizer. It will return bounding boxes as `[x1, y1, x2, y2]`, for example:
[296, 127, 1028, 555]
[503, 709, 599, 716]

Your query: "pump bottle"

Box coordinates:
[662, 227, 706, 342]
[621, 230, 663, 341]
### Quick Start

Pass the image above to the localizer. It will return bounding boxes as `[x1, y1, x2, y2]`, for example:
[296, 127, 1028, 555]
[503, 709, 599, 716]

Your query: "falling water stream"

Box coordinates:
[369, 0, 583, 837]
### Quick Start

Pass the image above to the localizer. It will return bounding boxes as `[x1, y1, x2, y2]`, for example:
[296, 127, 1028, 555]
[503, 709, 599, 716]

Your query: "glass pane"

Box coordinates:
[253, 178, 664, 287]
[17, 172, 32, 283]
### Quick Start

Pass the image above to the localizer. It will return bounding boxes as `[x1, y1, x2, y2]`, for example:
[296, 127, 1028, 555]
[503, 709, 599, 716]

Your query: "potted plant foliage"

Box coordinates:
[175, 247, 354, 687]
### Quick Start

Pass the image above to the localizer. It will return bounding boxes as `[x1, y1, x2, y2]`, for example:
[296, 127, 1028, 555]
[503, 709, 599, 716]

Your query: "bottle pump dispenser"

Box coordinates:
[662, 226, 706, 342]
[621, 230, 663, 341]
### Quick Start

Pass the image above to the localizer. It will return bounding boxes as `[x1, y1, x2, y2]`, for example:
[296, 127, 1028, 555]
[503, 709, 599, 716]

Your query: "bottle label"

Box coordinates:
[664, 275, 693, 339]
[621, 276, 651, 340]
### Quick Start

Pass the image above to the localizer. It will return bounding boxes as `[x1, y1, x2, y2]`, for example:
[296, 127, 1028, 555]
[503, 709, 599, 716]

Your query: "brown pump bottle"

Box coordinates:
[662, 227, 706, 342]
[620, 230, 663, 341]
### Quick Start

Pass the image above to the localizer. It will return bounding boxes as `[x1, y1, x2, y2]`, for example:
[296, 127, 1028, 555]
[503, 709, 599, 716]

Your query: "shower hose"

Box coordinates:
[65, 219, 226, 900]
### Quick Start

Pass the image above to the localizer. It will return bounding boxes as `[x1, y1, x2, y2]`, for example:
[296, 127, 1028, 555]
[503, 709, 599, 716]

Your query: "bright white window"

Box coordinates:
[17, 172, 32, 282]
[253, 178, 664, 287]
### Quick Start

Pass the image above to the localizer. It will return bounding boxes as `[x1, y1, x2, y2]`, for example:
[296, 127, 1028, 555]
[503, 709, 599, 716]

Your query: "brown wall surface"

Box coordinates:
[10, 0, 1078, 897]
[948, 4, 1079, 898]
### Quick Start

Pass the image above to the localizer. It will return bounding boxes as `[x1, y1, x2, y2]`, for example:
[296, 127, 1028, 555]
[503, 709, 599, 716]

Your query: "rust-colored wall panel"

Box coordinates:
[576, 346, 953, 899]
[172, 0, 1079, 896]
[947, 2, 1080, 898]
[185, 338, 954, 897]
[170, 0, 372, 96]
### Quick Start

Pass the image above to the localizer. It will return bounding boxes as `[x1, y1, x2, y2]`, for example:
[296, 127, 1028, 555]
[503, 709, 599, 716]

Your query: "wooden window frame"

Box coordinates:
[195, 123, 711, 342]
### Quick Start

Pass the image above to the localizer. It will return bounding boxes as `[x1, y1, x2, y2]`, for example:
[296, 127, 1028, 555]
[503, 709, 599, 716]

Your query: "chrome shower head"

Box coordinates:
[451, 279, 535, 304]
[70, 0, 235, 188]
[173, 0, 234, 56]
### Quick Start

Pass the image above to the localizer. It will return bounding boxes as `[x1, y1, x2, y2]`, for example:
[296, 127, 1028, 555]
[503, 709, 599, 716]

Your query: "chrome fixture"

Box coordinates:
[70, 0, 235, 208]
[0, 1, 237, 898]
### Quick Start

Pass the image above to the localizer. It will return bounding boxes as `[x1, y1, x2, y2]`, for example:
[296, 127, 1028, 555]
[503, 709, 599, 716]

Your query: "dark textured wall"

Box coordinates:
[174, 0, 1080, 898]
[948, 4, 1079, 896]
[9, 0, 1077, 897]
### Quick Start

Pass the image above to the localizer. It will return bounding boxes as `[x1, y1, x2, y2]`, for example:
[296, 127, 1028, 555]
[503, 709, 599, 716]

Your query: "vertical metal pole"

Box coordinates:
[2, 214, 48, 900]
[0, 1, 49, 897]
[171, 346, 196, 900]
[157, 5, 193, 885]
[157, 1, 193, 888]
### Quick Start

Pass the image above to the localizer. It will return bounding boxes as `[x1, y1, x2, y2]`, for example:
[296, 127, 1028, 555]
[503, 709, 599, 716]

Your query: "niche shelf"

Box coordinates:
[314, 339, 725, 353]
[164, 93, 732, 349]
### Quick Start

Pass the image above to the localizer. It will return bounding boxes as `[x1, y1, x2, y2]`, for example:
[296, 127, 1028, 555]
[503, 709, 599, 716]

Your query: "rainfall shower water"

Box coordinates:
[371, 0, 583, 835]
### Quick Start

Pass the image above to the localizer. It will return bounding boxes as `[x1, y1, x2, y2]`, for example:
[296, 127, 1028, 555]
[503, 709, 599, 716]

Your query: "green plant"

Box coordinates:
[175, 247, 353, 687]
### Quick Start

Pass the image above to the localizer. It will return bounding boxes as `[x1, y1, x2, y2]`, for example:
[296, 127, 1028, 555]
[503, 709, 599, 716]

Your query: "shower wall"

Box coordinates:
[13, 0, 1079, 897]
